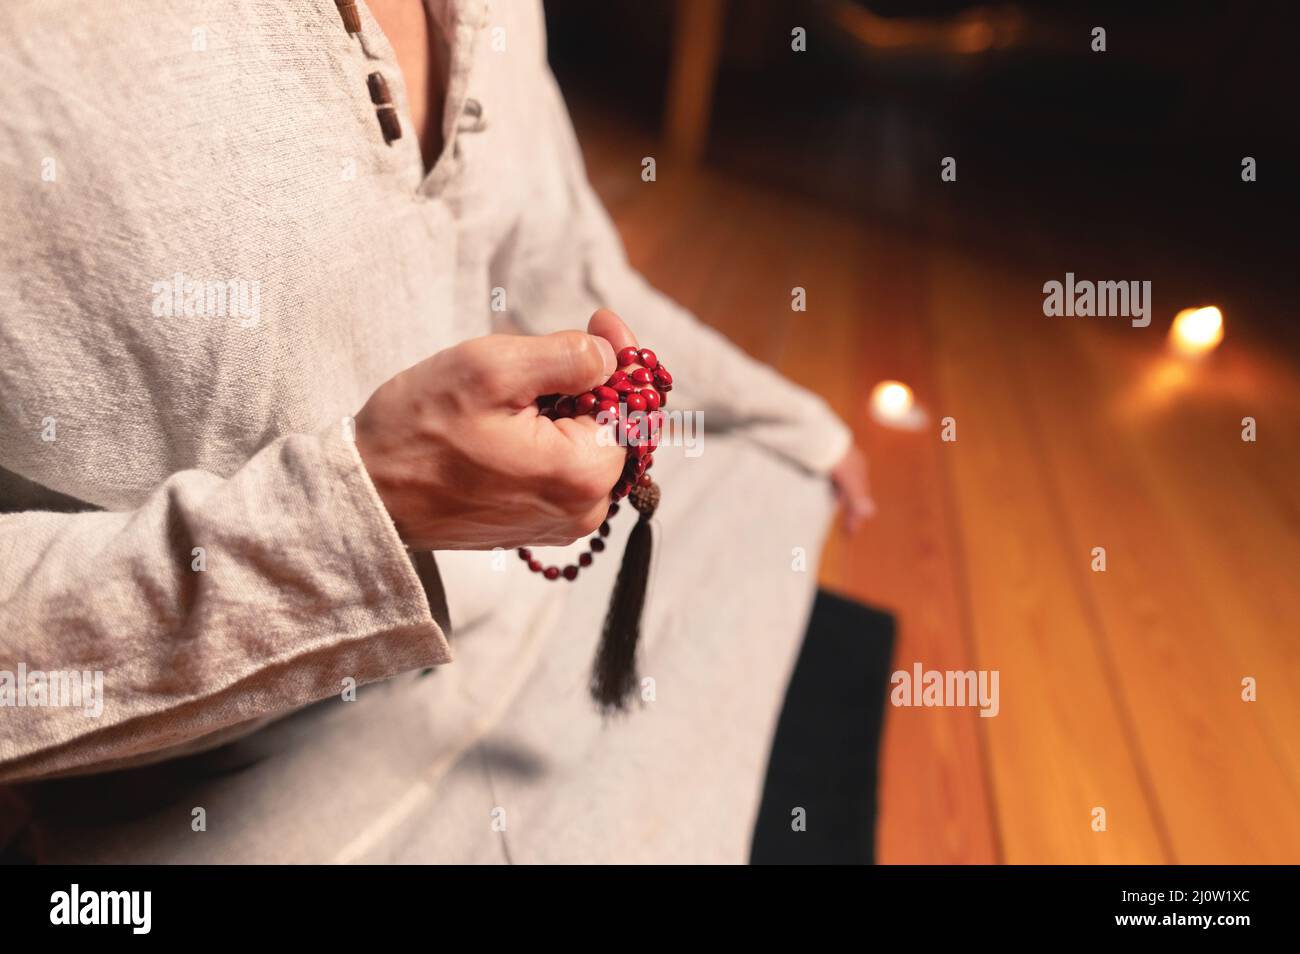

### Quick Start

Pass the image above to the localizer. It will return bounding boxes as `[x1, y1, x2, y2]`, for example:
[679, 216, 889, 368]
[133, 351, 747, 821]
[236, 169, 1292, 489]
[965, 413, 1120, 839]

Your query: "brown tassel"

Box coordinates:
[590, 477, 659, 712]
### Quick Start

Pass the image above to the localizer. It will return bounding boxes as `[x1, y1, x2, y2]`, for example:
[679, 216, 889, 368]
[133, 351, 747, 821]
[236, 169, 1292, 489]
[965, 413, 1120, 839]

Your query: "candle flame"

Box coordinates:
[1170, 306, 1224, 356]
[869, 380, 925, 429]
[873, 381, 913, 415]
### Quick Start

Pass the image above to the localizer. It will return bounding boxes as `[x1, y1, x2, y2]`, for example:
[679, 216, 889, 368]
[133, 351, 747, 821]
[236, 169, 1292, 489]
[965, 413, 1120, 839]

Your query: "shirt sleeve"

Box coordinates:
[494, 64, 853, 477]
[0, 422, 452, 783]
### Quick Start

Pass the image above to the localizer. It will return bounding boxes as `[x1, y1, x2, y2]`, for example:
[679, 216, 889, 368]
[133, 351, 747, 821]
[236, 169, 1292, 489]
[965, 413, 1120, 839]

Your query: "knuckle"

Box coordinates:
[530, 453, 569, 491]
[569, 504, 605, 540]
[539, 444, 616, 505]
[455, 338, 507, 395]
[561, 469, 610, 506]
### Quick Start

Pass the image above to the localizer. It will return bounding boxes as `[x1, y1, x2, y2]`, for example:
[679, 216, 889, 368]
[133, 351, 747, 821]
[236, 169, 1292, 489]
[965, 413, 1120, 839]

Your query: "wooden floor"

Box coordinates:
[578, 114, 1300, 864]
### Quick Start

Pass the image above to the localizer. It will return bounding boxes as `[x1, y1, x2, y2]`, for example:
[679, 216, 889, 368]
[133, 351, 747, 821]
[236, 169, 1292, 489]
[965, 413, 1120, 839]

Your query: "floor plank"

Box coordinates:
[927, 251, 1170, 863]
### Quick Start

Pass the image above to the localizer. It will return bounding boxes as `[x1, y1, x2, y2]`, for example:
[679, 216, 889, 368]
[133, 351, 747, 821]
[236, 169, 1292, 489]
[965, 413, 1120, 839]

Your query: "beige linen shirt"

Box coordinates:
[0, 0, 849, 861]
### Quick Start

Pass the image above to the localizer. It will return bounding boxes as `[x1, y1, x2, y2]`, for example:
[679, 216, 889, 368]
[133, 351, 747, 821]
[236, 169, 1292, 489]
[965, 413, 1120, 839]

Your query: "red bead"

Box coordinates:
[616, 346, 639, 368]
[593, 385, 618, 403]
[630, 367, 655, 386]
[625, 391, 647, 412]
[529, 560, 542, 572]
[563, 565, 578, 581]
[590, 537, 606, 552]
[607, 502, 620, 517]
[543, 566, 560, 580]
[644, 455, 654, 469]
[554, 396, 576, 418]
[612, 378, 635, 395]
[613, 480, 632, 499]
[637, 349, 658, 370]
[579, 552, 593, 567]
[518, 547, 531, 559]
[637, 474, 653, 487]
[596, 399, 618, 416]
[653, 368, 672, 389]
[642, 388, 661, 411]
[598, 521, 611, 537]
[607, 369, 629, 386]
[574, 392, 597, 415]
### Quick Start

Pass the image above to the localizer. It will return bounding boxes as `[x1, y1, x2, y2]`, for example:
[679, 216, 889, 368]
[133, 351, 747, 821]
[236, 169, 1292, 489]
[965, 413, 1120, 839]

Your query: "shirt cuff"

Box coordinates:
[322, 420, 454, 668]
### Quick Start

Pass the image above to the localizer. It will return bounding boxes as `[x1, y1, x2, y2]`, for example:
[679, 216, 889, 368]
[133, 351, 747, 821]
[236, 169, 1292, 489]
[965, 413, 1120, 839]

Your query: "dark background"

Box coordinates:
[547, 0, 1298, 339]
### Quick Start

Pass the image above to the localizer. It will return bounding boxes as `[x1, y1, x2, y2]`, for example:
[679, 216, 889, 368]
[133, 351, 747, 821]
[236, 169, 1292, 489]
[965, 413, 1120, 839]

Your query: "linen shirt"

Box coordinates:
[0, 0, 849, 861]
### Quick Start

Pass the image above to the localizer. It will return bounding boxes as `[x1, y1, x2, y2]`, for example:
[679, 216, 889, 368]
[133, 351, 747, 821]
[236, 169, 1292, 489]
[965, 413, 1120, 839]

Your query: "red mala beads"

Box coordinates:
[524, 343, 671, 712]
[521, 346, 671, 582]
[515, 502, 616, 582]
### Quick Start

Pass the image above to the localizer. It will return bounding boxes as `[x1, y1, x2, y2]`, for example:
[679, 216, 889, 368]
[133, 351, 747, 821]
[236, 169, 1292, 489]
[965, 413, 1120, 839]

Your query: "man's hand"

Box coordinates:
[354, 313, 631, 550]
[831, 444, 875, 534]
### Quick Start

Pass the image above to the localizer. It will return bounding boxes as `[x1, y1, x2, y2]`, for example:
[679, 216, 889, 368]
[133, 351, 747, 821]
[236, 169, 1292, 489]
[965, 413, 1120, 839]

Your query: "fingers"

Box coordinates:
[839, 491, 876, 534]
[549, 414, 628, 497]
[587, 308, 637, 355]
[831, 446, 876, 535]
[475, 331, 616, 406]
[524, 409, 624, 540]
[464, 314, 634, 408]
[452, 323, 632, 540]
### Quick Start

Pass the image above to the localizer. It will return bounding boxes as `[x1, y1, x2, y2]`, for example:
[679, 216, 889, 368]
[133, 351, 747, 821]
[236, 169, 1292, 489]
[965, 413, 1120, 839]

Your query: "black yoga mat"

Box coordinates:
[750, 589, 896, 864]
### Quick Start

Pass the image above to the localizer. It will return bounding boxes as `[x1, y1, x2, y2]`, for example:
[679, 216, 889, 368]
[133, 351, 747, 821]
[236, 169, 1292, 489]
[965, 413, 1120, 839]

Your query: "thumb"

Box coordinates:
[502, 330, 616, 405]
[587, 308, 637, 353]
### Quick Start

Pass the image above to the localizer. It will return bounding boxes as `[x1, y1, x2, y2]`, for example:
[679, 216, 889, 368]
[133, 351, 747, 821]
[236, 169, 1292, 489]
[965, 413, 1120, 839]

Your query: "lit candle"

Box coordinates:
[1169, 306, 1224, 357]
[869, 380, 925, 430]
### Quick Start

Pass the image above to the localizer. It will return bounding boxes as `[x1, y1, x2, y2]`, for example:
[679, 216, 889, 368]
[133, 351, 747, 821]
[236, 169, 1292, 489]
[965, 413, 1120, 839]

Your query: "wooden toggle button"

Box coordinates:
[366, 72, 401, 143]
[335, 0, 362, 34]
